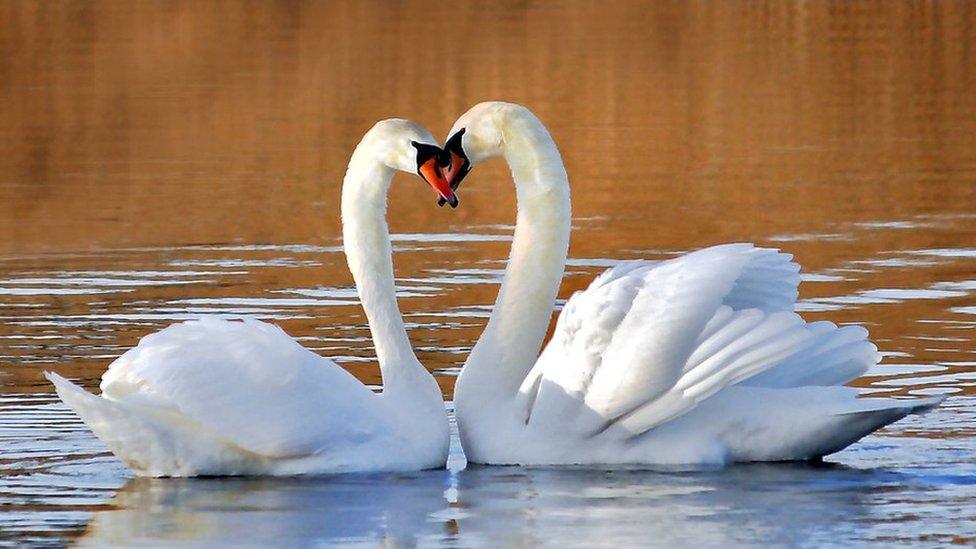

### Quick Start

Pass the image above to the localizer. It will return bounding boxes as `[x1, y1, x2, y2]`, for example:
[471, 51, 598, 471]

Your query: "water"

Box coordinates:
[2, 1, 975, 546]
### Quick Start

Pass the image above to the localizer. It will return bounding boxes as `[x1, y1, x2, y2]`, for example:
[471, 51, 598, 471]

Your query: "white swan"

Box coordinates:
[443, 101, 942, 466]
[46, 119, 455, 476]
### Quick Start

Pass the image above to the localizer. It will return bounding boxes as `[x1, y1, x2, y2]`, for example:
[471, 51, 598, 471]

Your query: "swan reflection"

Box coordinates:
[79, 471, 456, 546]
[79, 462, 903, 547]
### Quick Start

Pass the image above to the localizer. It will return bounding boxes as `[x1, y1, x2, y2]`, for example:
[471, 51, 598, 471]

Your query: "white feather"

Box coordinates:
[47, 318, 443, 476]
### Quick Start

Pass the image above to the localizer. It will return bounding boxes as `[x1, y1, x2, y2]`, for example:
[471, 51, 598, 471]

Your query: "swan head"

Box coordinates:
[441, 102, 525, 204]
[367, 119, 458, 208]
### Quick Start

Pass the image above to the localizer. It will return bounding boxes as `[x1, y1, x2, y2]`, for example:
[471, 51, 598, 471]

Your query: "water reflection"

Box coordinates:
[454, 465, 881, 547]
[80, 474, 455, 547]
[75, 444, 976, 548]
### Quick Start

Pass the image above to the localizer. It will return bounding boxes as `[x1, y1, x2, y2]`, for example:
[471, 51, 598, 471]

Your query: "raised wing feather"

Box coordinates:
[99, 317, 383, 458]
[522, 244, 823, 437]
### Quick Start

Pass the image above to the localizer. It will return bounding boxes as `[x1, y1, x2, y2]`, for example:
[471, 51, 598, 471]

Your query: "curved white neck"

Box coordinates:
[459, 109, 572, 400]
[341, 146, 431, 399]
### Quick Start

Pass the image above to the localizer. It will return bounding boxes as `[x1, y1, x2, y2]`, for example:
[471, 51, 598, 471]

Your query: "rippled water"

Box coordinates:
[2, 1, 976, 547]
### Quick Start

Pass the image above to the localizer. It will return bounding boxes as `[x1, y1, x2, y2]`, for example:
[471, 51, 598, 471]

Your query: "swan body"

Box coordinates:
[47, 119, 454, 476]
[46, 319, 443, 475]
[446, 102, 942, 466]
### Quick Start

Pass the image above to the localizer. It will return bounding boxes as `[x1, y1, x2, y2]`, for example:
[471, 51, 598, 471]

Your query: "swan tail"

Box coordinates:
[649, 385, 944, 462]
[47, 371, 170, 474]
[793, 395, 944, 460]
[46, 371, 123, 431]
[45, 371, 259, 477]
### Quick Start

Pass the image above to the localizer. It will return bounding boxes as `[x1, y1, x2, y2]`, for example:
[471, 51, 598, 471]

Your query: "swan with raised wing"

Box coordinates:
[46, 119, 455, 476]
[443, 101, 941, 466]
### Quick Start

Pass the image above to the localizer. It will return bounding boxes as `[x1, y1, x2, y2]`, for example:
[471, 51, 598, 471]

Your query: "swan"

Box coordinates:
[442, 101, 942, 466]
[45, 119, 455, 476]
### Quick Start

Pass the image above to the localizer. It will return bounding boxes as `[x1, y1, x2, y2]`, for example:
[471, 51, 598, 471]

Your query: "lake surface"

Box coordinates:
[2, 1, 975, 546]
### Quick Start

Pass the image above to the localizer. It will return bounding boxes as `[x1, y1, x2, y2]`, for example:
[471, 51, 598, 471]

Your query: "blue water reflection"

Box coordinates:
[74, 424, 976, 547]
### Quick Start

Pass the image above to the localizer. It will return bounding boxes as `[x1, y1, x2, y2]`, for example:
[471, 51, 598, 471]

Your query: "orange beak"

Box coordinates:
[419, 157, 458, 208]
[435, 150, 471, 208]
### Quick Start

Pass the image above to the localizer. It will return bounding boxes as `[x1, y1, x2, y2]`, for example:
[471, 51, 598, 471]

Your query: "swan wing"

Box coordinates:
[94, 317, 384, 458]
[522, 243, 873, 437]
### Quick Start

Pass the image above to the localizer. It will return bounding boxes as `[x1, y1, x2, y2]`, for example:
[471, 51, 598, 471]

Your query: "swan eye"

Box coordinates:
[410, 141, 442, 170]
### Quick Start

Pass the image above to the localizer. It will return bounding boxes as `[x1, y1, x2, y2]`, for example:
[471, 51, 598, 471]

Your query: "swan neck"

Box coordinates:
[462, 109, 572, 398]
[340, 147, 427, 397]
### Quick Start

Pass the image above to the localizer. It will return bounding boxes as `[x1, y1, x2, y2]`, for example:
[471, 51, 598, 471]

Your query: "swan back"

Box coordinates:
[100, 318, 384, 458]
